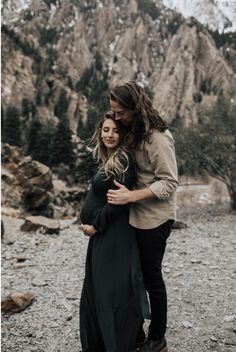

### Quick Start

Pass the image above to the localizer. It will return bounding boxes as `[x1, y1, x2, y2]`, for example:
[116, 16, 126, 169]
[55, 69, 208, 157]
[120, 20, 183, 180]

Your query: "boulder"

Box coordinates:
[20, 216, 60, 234]
[1, 292, 34, 314]
[21, 161, 53, 190]
[172, 220, 188, 230]
[1, 206, 21, 218]
[1, 166, 16, 183]
[23, 186, 51, 211]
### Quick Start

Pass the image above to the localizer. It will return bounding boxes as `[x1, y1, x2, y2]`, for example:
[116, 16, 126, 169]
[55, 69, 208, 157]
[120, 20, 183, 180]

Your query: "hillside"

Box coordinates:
[2, 0, 236, 134]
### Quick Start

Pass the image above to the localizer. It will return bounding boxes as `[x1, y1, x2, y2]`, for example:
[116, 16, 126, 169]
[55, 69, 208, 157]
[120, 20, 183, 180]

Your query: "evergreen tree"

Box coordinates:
[137, 0, 160, 20]
[75, 66, 94, 96]
[21, 98, 32, 119]
[27, 118, 42, 159]
[1, 106, 5, 143]
[4, 106, 21, 146]
[95, 51, 103, 72]
[77, 107, 99, 140]
[35, 124, 56, 166]
[76, 146, 98, 184]
[50, 118, 74, 167]
[54, 89, 68, 119]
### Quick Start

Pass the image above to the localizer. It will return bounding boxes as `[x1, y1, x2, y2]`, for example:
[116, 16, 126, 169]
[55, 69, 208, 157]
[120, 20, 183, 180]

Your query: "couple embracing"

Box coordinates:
[79, 81, 178, 352]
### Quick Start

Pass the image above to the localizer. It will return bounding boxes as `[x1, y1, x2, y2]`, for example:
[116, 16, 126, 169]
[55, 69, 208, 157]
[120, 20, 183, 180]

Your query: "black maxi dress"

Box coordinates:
[80, 159, 148, 352]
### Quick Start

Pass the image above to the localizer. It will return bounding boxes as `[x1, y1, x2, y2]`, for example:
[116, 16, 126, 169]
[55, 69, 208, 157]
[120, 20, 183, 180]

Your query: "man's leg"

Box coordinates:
[136, 220, 173, 342]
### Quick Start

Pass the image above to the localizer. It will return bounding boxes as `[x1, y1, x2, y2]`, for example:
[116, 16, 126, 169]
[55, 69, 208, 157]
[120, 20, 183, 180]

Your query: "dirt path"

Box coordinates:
[1, 206, 236, 352]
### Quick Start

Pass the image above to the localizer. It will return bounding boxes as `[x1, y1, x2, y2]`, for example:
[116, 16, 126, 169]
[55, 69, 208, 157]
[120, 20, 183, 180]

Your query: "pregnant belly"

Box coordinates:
[80, 190, 105, 225]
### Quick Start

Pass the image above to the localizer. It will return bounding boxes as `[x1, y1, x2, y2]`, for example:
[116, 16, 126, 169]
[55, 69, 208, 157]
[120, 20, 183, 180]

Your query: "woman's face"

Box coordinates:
[101, 118, 120, 151]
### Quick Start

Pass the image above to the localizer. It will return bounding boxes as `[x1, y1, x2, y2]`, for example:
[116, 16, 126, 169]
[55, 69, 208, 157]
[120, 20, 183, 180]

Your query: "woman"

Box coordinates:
[79, 112, 148, 352]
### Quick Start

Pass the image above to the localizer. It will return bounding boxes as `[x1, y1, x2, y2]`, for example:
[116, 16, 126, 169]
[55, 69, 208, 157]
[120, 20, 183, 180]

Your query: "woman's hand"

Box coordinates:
[80, 224, 97, 237]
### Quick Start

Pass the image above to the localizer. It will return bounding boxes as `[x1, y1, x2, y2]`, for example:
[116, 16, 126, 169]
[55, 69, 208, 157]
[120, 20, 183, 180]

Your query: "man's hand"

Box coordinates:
[80, 224, 97, 237]
[107, 180, 133, 205]
[108, 181, 156, 204]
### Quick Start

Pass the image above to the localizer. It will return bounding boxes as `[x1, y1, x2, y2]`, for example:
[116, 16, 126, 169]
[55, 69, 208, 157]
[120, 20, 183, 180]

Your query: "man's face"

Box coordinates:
[110, 99, 133, 126]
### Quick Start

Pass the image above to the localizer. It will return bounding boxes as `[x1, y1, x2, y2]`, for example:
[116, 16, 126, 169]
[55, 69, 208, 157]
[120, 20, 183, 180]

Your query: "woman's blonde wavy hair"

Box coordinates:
[92, 111, 130, 181]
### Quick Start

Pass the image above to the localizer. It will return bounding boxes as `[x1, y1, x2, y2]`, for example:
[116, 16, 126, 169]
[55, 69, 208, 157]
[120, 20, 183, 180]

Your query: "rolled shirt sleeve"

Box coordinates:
[147, 130, 178, 199]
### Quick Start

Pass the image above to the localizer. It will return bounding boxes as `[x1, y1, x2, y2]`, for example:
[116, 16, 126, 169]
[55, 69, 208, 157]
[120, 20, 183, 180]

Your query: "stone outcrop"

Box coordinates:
[2, 144, 54, 217]
[20, 216, 60, 234]
[153, 18, 236, 124]
[1, 144, 87, 220]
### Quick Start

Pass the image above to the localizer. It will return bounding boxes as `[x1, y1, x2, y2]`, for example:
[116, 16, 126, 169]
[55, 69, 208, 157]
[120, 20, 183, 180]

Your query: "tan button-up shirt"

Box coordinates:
[130, 129, 178, 229]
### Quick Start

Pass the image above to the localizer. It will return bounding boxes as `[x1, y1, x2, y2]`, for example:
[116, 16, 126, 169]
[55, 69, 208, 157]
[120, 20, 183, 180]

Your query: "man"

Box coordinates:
[107, 81, 178, 352]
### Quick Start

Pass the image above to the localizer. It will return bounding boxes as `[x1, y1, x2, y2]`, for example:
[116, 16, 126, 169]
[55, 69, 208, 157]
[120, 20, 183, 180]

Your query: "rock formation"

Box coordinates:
[1, 0, 235, 131]
[1, 144, 86, 219]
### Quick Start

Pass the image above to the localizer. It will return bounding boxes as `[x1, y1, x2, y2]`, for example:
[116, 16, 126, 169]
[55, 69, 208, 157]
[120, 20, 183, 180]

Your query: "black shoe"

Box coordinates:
[139, 337, 168, 352]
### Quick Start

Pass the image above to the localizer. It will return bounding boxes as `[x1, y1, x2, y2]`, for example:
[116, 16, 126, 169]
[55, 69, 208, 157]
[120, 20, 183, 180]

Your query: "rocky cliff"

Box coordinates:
[1, 0, 236, 131]
[1, 143, 86, 219]
[162, 0, 236, 32]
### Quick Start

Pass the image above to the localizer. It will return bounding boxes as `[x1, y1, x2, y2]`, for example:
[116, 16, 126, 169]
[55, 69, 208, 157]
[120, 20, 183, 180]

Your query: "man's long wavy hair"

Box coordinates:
[110, 80, 168, 149]
[92, 111, 130, 181]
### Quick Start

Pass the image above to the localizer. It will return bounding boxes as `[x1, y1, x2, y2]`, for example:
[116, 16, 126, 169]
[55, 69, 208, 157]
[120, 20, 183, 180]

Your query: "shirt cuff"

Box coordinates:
[149, 182, 171, 200]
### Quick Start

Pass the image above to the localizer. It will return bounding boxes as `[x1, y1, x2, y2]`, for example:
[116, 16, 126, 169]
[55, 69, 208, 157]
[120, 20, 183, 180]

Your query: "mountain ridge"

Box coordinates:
[1, 0, 236, 135]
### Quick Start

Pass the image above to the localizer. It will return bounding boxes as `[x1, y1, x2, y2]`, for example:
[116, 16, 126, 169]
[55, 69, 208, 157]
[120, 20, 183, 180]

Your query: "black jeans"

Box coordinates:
[135, 220, 173, 341]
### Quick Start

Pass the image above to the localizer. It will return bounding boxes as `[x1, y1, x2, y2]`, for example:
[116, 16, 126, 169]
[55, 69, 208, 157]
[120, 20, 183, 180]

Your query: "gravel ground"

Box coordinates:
[1, 205, 236, 352]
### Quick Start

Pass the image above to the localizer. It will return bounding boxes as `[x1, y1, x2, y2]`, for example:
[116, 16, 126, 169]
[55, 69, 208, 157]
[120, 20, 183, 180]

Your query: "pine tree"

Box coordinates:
[1, 106, 5, 143]
[77, 107, 99, 140]
[76, 146, 98, 184]
[4, 106, 21, 146]
[22, 98, 36, 119]
[50, 118, 74, 167]
[35, 124, 56, 166]
[54, 89, 68, 119]
[27, 118, 42, 159]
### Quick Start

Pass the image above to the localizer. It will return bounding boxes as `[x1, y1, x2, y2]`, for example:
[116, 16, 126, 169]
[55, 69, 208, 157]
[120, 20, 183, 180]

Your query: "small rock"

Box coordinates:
[13, 263, 36, 269]
[50, 322, 60, 328]
[5, 240, 14, 245]
[202, 261, 210, 265]
[191, 259, 202, 264]
[172, 220, 188, 229]
[182, 321, 193, 328]
[210, 336, 218, 342]
[66, 296, 78, 301]
[162, 262, 170, 267]
[172, 272, 183, 278]
[208, 276, 216, 281]
[224, 315, 235, 322]
[26, 332, 36, 338]
[15, 254, 31, 263]
[3, 251, 13, 260]
[32, 279, 48, 287]
[35, 331, 44, 339]
[1, 206, 21, 218]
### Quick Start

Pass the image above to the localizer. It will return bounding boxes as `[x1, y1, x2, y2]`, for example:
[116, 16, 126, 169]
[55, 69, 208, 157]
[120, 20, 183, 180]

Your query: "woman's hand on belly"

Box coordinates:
[80, 224, 97, 237]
